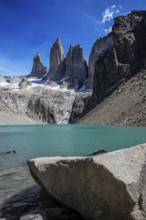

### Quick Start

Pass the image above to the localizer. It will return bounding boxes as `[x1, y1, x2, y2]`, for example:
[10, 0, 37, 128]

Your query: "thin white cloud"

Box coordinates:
[104, 27, 112, 34]
[111, 5, 116, 9]
[102, 5, 121, 23]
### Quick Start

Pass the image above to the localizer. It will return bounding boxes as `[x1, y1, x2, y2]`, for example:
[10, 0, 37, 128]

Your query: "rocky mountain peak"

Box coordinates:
[49, 38, 64, 70]
[28, 53, 47, 79]
[47, 38, 65, 81]
[113, 10, 146, 36]
[66, 44, 85, 64]
[87, 35, 113, 89]
[65, 44, 88, 89]
[92, 10, 146, 105]
[33, 53, 42, 65]
[55, 38, 62, 45]
[47, 40, 88, 90]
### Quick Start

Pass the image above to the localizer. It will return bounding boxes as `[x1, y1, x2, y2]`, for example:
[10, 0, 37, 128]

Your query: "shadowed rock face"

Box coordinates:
[65, 45, 88, 89]
[28, 144, 146, 220]
[87, 35, 113, 89]
[93, 11, 146, 104]
[29, 53, 48, 79]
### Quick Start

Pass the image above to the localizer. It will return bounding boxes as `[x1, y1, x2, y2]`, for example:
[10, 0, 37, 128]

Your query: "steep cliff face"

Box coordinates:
[87, 35, 113, 89]
[26, 90, 91, 124]
[47, 40, 88, 90]
[50, 38, 64, 70]
[77, 11, 146, 126]
[28, 53, 48, 78]
[65, 45, 88, 89]
[27, 90, 76, 124]
[77, 70, 146, 126]
[93, 11, 146, 104]
[1, 11, 146, 126]
[47, 39, 65, 81]
[0, 75, 91, 124]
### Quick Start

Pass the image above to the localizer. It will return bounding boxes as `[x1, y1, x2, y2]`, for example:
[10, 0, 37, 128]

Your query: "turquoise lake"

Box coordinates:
[0, 124, 146, 207]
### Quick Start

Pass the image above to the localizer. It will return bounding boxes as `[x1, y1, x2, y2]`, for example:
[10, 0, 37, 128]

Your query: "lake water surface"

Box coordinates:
[0, 124, 146, 207]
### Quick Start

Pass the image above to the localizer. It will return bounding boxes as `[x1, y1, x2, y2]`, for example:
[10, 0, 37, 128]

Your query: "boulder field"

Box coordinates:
[28, 144, 146, 220]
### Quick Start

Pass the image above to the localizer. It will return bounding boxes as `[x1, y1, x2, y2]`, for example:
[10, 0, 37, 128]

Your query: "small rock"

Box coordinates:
[20, 214, 44, 220]
[9, 203, 30, 215]
[46, 81, 58, 87]
[91, 149, 108, 156]
[19, 78, 30, 89]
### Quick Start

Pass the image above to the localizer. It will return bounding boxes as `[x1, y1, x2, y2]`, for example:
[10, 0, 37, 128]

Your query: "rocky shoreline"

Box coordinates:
[1, 145, 146, 220]
[0, 186, 84, 220]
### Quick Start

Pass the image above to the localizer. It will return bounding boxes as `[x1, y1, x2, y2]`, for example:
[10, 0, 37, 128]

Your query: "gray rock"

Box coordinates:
[29, 53, 48, 79]
[19, 78, 31, 89]
[49, 38, 64, 72]
[44, 207, 62, 219]
[59, 81, 69, 89]
[65, 45, 88, 89]
[47, 39, 65, 81]
[87, 34, 113, 89]
[70, 92, 91, 123]
[47, 41, 88, 90]
[45, 81, 58, 87]
[20, 214, 44, 220]
[93, 11, 146, 105]
[1, 91, 29, 113]
[4, 76, 23, 84]
[0, 82, 91, 124]
[26, 90, 76, 124]
[28, 144, 146, 220]
[90, 148, 108, 156]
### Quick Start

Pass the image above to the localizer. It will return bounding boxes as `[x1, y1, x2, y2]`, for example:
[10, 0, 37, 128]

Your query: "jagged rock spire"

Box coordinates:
[29, 53, 48, 79]
[47, 38, 88, 89]
[49, 38, 64, 71]
[33, 53, 43, 65]
[65, 44, 88, 88]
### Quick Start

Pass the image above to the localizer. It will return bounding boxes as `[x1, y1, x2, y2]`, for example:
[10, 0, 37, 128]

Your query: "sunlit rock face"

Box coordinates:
[0, 75, 91, 124]
[47, 38, 65, 81]
[26, 88, 91, 124]
[47, 39, 88, 90]
[18, 78, 31, 89]
[28, 53, 48, 79]
[49, 38, 64, 72]
[28, 144, 146, 220]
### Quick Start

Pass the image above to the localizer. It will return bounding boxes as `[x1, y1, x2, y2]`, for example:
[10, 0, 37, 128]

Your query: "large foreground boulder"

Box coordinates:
[28, 144, 146, 220]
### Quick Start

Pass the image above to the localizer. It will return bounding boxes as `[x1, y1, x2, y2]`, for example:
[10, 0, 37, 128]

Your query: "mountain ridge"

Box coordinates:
[0, 10, 146, 125]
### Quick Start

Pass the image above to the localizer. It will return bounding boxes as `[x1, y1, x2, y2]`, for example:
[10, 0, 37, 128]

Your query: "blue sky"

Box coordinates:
[0, 0, 146, 76]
